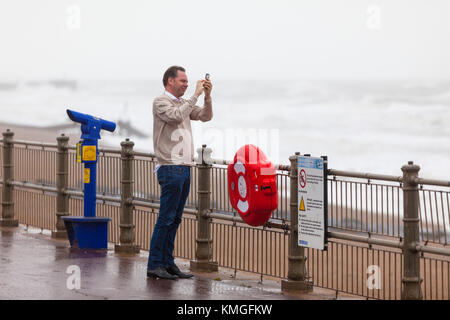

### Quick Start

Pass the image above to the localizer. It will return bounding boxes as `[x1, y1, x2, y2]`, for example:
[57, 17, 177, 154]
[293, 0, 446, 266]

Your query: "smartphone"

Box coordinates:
[205, 73, 210, 81]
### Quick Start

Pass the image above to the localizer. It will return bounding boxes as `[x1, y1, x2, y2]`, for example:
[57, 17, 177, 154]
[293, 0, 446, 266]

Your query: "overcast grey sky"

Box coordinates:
[1, 0, 450, 80]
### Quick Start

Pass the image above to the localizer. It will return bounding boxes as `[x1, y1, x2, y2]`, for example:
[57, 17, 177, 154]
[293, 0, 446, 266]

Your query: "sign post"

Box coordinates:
[297, 155, 328, 250]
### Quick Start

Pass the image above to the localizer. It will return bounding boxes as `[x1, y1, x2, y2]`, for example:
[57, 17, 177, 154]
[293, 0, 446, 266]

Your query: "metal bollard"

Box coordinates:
[115, 138, 140, 254]
[52, 134, 69, 238]
[0, 129, 18, 227]
[281, 152, 313, 292]
[190, 144, 218, 272]
[401, 161, 423, 300]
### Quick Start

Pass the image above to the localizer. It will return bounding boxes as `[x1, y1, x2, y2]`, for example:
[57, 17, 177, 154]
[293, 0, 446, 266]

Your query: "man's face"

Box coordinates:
[167, 70, 188, 98]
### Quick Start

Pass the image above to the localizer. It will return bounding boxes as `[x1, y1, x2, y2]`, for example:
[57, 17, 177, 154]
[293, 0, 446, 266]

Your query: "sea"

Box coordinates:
[0, 77, 449, 180]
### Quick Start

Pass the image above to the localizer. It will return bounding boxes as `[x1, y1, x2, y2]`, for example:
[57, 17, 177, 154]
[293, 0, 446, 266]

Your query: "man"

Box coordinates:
[147, 66, 213, 279]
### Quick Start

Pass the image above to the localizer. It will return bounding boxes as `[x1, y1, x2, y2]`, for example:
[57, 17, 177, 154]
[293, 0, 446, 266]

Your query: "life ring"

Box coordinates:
[227, 144, 278, 226]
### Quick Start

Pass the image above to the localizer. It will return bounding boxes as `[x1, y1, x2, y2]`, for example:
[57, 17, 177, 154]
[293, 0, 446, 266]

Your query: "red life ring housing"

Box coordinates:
[227, 144, 278, 226]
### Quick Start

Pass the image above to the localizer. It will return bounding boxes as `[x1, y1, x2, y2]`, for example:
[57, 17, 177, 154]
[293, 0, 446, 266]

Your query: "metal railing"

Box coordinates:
[1, 130, 449, 300]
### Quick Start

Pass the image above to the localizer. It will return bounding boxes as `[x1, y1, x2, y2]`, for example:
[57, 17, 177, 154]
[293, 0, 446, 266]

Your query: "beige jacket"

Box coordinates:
[153, 93, 213, 167]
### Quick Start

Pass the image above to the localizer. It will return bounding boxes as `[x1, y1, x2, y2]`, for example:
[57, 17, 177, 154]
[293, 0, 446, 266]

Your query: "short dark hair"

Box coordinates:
[163, 66, 185, 87]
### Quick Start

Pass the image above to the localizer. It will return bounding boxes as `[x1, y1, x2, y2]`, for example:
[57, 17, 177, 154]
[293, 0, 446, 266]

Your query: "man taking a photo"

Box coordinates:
[147, 66, 213, 279]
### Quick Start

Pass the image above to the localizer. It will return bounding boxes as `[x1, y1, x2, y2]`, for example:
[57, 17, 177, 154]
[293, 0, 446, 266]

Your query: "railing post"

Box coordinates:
[401, 161, 423, 300]
[1, 129, 18, 227]
[115, 138, 140, 254]
[281, 152, 313, 292]
[52, 134, 69, 238]
[190, 144, 218, 272]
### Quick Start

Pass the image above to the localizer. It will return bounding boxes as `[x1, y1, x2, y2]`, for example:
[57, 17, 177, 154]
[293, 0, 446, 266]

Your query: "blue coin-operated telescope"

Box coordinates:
[62, 109, 116, 250]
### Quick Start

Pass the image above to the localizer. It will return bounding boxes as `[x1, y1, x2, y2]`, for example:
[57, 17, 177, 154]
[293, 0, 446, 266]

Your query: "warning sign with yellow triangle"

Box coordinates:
[299, 197, 306, 211]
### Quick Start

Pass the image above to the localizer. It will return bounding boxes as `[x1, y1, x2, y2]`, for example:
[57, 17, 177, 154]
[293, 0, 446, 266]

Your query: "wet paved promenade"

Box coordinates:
[0, 225, 354, 300]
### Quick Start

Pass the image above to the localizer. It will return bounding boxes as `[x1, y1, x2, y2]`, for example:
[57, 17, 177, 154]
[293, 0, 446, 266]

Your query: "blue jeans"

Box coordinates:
[147, 165, 191, 270]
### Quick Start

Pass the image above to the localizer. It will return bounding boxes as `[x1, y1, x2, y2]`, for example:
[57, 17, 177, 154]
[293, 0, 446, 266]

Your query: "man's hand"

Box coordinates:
[194, 80, 205, 98]
[203, 80, 212, 98]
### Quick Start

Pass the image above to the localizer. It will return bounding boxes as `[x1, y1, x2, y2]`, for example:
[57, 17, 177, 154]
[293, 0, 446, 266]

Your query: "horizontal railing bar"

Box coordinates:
[209, 158, 230, 166]
[97, 194, 121, 203]
[96, 147, 122, 155]
[416, 178, 450, 187]
[207, 158, 290, 171]
[67, 145, 122, 155]
[8, 183, 121, 204]
[131, 199, 197, 216]
[328, 230, 450, 256]
[275, 164, 291, 171]
[8, 182, 119, 204]
[328, 169, 403, 183]
[207, 212, 244, 223]
[10, 181, 57, 193]
[65, 189, 122, 204]
[329, 169, 450, 186]
[328, 230, 403, 249]
[65, 189, 83, 197]
[5, 140, 124, 156]
[415, 244, 450, 257]
[206, 211, 289, 230]
[264, 220, 290, 230]
[12, 140, 58, 149]
[133, 150, 156, 158]
[328, 169, 450, 187]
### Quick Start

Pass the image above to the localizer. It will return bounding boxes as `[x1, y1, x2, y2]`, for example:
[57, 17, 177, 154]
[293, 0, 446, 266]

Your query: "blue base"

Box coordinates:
[62, 216, 111, 250]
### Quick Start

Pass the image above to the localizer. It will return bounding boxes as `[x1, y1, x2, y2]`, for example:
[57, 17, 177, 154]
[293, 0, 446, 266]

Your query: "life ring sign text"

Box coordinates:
[297, 156, 326, 250]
